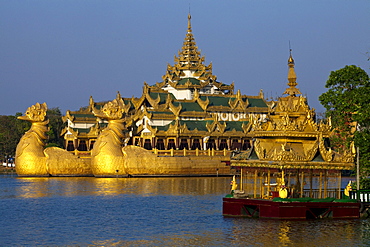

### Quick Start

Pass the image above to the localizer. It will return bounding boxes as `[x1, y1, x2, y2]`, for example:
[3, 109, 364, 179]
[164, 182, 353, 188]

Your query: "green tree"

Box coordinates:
[0, 108, 65, 162]
[0, 114, 31, 162]
[319, 65, 370, 188]
[46, 107, 64, 148]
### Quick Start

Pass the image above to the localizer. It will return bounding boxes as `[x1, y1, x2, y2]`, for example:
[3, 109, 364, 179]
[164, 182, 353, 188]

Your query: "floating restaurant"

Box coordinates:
[222, 53, 359, 219]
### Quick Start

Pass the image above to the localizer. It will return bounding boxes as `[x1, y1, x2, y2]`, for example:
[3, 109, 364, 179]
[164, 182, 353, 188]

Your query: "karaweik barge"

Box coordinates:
[15, 15, 356, 179]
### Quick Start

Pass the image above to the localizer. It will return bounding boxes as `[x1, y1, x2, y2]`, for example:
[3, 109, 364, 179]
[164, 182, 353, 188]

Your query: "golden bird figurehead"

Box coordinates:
[93, 98, 125, 121]
[18, 102, 48, 123]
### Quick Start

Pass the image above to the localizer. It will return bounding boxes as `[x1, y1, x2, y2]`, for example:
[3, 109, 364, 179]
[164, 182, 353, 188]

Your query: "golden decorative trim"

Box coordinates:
[228, 89, 249, 111]
[197, 96, 209, 111]
[62, 110, 75, 123]
[169, 101, 182, 117]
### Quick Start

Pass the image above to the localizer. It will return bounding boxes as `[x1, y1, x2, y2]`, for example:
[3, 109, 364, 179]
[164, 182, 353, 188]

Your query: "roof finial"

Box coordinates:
[283, 44, 301, 96]
[287, 44, 296, 82]
[188, 12, 192, 33]
[288, 41, 294, 65]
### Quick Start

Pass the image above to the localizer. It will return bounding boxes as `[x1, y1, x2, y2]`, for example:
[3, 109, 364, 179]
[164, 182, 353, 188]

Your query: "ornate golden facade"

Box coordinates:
[57, 14, 269, 177]
[15, 15, 355, 177]
[232, 52, 355, 171]
[230, 52, 355, 200]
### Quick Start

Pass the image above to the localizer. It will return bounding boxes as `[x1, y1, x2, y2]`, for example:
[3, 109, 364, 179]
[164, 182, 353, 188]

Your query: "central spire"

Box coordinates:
[173, 14, 205, 71]
[187, 13, 192, 33]
[283, 50, 301, 96]
[162, 14, 216, 83]
[159, 14, 233, 97]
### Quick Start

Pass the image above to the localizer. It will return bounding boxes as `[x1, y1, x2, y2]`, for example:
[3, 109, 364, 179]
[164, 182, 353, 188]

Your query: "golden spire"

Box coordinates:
[187, 13, 192, 33]
[283, 50, 301, 96]
[162, 14, 219, 86]
[174, 14, 205, 70]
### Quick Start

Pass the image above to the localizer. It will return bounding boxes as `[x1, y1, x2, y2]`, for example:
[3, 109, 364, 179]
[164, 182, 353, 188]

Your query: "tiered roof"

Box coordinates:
[232, 52, 355, 170]
[152, 14, 234, 94]
[62, 14, 270, 141]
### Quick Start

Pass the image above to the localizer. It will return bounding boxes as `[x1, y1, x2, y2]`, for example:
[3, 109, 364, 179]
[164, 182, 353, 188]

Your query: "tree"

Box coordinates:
[0, 114, 31, 162]
[319, 65, 370, 188]
[46, 107, 64, 148]
[0, 108, 65, 161]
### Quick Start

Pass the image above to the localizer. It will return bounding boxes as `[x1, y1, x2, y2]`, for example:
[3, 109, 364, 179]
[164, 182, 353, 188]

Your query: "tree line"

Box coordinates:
[0, 108, 64, 162]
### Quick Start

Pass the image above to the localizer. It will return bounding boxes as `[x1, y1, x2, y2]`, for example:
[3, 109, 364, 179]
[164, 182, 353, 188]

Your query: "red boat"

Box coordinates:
[223, 196, 360, 219]
[222, 169, 361, 219]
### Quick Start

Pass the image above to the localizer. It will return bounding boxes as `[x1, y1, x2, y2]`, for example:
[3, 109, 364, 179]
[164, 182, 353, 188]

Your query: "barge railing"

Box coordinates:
[350, 190, 370, 203]
[153, 148, 231, 157]
[302, 189, 339, 199]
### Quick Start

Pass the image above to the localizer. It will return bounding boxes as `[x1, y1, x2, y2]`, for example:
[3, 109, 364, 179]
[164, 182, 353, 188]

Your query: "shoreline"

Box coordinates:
[0, 167, 16, 175]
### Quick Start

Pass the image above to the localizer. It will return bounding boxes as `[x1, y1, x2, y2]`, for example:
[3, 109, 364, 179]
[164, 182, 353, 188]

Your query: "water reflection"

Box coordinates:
[278, 221, 291, 246]
[1, 176, 370, 246]
[14, 177, 51, 198]
[14, 176, 352, 199]
[14, 177, 231, 199]
[224, 218, 367, 247]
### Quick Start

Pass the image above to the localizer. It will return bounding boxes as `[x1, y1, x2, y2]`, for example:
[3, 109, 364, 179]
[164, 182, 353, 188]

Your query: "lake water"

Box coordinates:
[1, 175, 370, 246]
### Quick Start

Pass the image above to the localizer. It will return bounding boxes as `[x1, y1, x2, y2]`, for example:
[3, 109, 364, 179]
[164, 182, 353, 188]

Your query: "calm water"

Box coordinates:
[1, 176, 370, 246]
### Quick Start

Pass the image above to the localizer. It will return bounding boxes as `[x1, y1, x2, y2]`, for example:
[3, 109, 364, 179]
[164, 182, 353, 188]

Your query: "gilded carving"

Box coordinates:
[167, 119, 187, 134]
[91, 98, 127, 177]
[242, 122, 253, 134]
[62, 110, 75, 123]
[131, 95, 145, 110]
[251, 115, 265, 131]
[145, 123, 158, 135]
[45, 147, 91, 176]
[197, 96, 209, 111]
[154, 80, 166, 89]
[15, 103, 49, 176]
[233, 52, 355, 171]
[228, 90, 248, 111]
[205, 114, 226, 134]
[164, 94, 173, 108]
[319, 135, 334, 162]
[87, 123, 101, 136]
[318, 117, 332, 132]
[169, 101, 182, 117]
[254, 139, 265, 159]
[329, 141, 355, 163]
[304, 141, 319, 161]
[255, 140, 319, 162]
[16, 103, 93, 176]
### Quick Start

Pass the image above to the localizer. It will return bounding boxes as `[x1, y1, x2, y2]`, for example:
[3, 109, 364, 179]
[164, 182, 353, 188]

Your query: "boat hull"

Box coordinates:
[223, 197, 360, 219]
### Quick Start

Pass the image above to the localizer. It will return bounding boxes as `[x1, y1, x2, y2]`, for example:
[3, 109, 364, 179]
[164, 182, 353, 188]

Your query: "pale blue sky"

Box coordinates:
[1, 1, 369, 116]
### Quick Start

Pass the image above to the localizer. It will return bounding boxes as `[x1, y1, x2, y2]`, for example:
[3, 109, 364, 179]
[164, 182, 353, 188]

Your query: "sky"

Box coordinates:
[0, 1, 369, 116]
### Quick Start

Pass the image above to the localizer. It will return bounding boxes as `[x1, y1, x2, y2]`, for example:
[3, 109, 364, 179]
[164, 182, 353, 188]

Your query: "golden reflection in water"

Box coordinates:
[16, 177, 51, 198]
[15, 176, 351, 199]
[86, 221, 362, 247]
[9, 177, 365, 246]
[15, 177, 231, 198]
[227, 218, 362, 246]
[278, 221, 291, 246]
[88, 230, 226, 247]
[91, 177, 231, 196]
